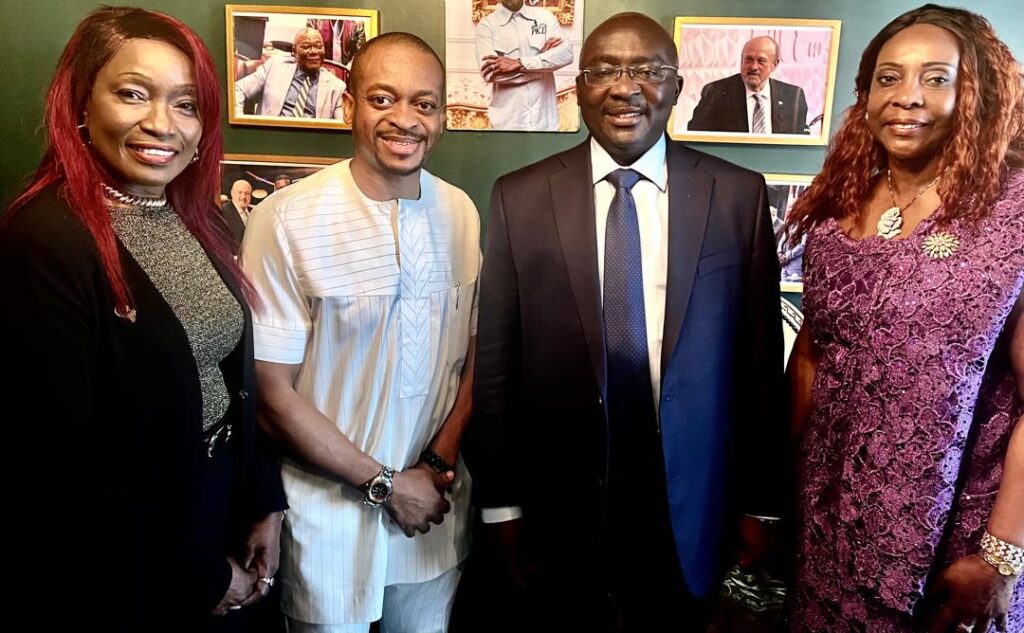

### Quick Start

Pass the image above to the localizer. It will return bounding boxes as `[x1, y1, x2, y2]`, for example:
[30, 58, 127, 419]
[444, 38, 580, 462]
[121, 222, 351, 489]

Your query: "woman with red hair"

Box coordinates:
[785, 4, 1023, 632]
[0, 7, 285, 631]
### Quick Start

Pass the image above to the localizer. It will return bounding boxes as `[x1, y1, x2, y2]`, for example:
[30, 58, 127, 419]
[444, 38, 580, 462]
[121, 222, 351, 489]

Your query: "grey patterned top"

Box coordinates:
[110, 205, 243, 431]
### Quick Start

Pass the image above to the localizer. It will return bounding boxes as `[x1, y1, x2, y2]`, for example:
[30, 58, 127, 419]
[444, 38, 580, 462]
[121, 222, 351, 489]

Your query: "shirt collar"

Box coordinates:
[494, 5, 517, 24]
[589, 135, 667, 192]
[745, 81, 770, 99]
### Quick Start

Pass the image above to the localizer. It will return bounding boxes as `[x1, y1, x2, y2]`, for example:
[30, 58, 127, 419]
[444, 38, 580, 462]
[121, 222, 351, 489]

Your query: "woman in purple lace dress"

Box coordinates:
[784, 5, 1024, 631]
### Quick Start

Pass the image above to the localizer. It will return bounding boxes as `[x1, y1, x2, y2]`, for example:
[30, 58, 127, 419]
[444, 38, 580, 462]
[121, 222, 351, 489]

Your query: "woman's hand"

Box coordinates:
[239, 510, 285, 607]
[212, 557, 257, 615]
[928, 554, 1015, 632]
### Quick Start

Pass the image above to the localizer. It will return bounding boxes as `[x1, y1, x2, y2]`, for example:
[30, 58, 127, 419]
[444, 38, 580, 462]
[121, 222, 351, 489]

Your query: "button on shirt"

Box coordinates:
[242, 159, 480, 623]
[474, 4, 573, 130]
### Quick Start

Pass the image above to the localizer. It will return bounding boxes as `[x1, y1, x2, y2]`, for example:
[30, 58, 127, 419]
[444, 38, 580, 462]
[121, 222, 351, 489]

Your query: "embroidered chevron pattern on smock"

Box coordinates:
[399, 203, 432, 399]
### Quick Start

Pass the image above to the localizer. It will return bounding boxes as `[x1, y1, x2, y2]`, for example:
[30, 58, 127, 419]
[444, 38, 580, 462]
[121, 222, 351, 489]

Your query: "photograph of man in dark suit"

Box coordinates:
[466, 11, 787, 632]
[220, 179, 252, 254]
[688, 35, 809, 134]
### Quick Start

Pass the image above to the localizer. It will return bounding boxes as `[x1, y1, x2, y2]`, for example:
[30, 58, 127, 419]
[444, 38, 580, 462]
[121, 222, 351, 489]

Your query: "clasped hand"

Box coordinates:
[385, 462, 455, 537]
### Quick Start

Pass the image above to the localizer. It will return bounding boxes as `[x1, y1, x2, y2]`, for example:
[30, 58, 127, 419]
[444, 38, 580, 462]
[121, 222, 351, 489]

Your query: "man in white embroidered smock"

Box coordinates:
[475, 0, 573, 130]
[242, 32, 479, 633]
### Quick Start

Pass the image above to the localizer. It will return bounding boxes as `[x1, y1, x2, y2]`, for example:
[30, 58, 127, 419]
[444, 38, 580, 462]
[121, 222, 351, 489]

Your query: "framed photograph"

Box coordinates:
[220, 153, 339, 207]
[669, 17, 841, 145]
[226, 4, 378, 130]
[764, 173, 814, 292]
[445, 0, 584, 132]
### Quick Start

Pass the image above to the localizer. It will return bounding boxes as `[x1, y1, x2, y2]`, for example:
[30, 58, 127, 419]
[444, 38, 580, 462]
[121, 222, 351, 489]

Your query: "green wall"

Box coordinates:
[2, 0, 1022, 222]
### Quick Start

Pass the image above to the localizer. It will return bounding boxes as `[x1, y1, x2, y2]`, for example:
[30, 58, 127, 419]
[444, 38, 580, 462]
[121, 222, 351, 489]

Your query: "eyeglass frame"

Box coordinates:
[578, 64, 680, 86]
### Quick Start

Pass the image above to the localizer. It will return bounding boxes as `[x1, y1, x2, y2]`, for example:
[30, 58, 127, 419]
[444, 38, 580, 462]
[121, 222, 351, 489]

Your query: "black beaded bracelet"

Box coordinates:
[420, 448, 455, 473]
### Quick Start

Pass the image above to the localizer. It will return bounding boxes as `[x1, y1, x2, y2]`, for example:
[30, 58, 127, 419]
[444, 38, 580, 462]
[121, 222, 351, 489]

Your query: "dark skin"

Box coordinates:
[480, 37, 564, 82]
[791, 23, 1023, 631]
[489, 11, 777, 586]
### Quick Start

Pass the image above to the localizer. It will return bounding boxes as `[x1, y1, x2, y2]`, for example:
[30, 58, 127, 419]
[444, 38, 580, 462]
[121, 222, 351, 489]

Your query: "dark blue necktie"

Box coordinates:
[603, 168, 654, 417]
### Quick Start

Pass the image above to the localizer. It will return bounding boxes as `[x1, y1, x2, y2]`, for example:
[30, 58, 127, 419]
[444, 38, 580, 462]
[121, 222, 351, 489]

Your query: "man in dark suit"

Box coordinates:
[220, 179, 251, 253]
[688, 36, 809, 134]
[466, 12, 786, 632]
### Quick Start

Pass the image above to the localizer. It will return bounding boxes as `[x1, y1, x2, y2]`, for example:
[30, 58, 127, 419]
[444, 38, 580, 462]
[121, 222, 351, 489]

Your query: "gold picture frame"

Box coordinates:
[669, 17, 841, 146]
[226, 4, 379, 130]
[220, 153, 341, 206]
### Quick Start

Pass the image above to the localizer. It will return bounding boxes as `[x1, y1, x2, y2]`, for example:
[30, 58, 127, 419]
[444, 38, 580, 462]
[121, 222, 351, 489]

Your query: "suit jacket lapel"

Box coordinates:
[769, 79, 785, 132]
[661, 141, 713, 375]
[549, 141, 606, 393]
[314, 70, 328, 118]
[727, 75, 749, 133]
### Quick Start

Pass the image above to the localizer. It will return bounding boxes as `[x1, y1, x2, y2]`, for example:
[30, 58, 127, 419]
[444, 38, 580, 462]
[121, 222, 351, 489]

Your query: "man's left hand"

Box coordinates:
[539, 36, 563, 53]
[239, 510, 285, 607]
[927, 554, 1014, 633]
[737, 515, 779, 571]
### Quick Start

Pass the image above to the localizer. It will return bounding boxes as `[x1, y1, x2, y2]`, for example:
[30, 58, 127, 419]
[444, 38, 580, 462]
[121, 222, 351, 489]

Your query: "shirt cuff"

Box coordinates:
[519, 55, 541, 70]
[745, 514, 782, 522]
[480, 506, 523, 523]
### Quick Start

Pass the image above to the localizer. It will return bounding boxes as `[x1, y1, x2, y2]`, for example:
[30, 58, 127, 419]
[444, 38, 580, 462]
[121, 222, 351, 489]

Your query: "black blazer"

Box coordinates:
[0, 187, 286, 631]
[221, 201, 249, 254]
[466, 138, 787, 597]
[688, 74, 810, 134]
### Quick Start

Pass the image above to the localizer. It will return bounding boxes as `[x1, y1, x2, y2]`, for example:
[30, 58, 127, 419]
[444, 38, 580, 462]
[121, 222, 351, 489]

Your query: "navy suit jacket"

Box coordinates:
[467, 138, 787, 597]
[688, 74, 809, 134]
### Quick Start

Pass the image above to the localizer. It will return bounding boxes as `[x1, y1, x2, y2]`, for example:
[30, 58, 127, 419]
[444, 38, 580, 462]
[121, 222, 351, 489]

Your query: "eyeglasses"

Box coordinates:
[579, 65, 678, 86]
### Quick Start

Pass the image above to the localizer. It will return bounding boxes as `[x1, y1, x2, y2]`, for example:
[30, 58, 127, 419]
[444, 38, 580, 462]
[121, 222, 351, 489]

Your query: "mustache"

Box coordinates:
[378, 127, 427, 142]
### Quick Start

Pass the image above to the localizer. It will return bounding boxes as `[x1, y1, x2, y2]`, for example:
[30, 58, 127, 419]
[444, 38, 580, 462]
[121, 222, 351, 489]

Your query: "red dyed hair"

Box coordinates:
[787, 4, 1024, 244]
[4, 6, 255, 311]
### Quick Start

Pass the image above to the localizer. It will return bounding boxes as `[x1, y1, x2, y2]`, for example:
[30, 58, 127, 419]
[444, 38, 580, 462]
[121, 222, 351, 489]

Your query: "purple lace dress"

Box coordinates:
[788, 169, 1024, 632]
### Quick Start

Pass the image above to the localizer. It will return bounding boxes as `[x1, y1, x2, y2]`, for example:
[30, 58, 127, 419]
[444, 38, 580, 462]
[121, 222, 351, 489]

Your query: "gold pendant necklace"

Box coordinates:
[876, 169, 941, 240]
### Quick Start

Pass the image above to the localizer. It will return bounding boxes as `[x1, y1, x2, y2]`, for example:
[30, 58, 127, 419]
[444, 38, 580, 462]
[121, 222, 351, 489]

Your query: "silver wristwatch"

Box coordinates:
[362, 466, 395, 508]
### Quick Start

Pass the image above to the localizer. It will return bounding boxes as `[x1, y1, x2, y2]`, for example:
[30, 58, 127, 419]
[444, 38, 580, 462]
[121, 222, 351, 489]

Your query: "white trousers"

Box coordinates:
[284, 566, 462, 633]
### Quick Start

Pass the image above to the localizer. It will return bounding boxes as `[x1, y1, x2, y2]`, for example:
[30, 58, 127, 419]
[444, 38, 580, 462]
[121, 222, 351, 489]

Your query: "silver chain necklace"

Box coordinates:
[102, 183, 169, 210]
[876, 169, 941, 239]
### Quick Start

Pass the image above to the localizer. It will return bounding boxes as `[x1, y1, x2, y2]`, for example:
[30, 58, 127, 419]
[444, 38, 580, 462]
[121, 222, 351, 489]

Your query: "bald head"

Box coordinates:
[230, 179, 252, 208]
[579, 12, 678, 70]
[293, 28, 325, 73]
[347, 33, 444, 95]
[740, 36, 780, 91]
[576, 12, 682, 165]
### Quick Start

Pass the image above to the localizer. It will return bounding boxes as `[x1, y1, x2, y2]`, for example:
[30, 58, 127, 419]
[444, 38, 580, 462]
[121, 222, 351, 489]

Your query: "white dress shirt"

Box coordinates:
[481, 136, 670, 524]
[474, 4, 573, 131]
[744, 84, 773, 134]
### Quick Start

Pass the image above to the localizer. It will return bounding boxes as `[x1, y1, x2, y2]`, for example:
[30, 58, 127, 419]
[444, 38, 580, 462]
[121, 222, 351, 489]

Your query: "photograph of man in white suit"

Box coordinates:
[234, 28, 346, 119]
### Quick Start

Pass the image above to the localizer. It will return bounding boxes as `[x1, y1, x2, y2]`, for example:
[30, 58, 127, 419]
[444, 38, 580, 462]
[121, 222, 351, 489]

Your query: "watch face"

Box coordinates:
[370, 482, 389, 500]
[999, 562, 1015, 576]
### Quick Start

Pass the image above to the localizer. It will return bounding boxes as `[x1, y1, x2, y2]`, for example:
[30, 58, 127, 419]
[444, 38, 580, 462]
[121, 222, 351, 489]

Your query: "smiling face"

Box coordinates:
[739, 37, 779, 92]
[577, 14, 679, 164]
[343, 40, 444, 187]
[866, 23, 959, 170]
[293, 29, 325, 73]
[230, 179, 252, 207]
[576, 14, 682, 165]
[85, 38, 202, 198]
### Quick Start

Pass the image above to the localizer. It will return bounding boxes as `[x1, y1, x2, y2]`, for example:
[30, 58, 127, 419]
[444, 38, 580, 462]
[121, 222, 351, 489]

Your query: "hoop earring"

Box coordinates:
[77, 123, 91, 145]
[190, 149, 200, 164]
